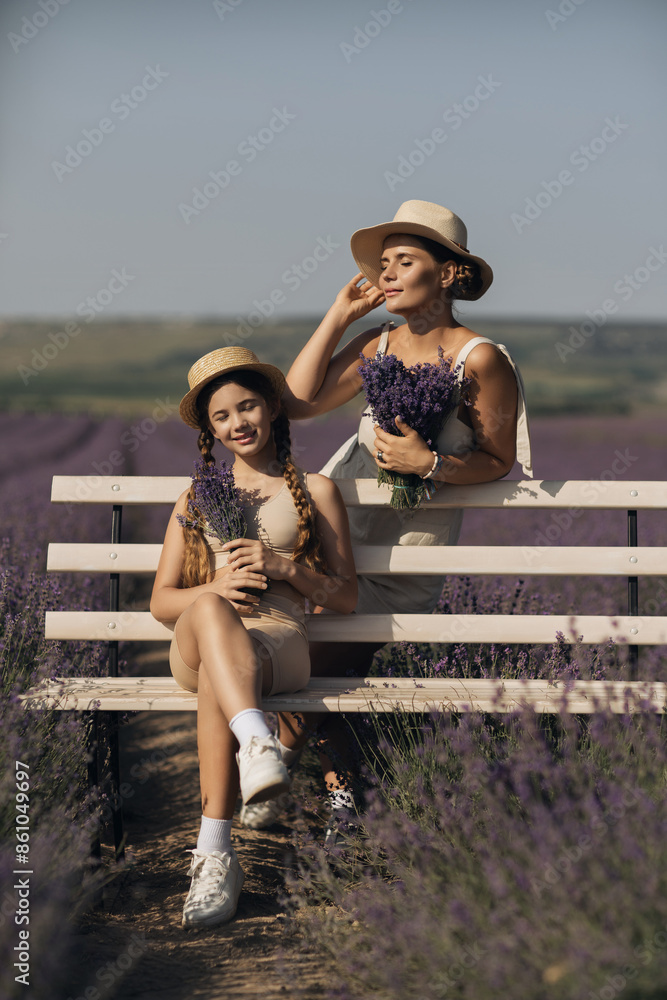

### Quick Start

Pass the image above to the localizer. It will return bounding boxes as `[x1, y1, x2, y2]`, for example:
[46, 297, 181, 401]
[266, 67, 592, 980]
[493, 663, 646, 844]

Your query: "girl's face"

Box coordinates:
[378, 235, 454, 316]
[206, 380, 276, 460]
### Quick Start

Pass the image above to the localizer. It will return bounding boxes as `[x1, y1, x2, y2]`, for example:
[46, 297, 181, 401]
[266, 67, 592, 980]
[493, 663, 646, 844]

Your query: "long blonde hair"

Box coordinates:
[180, 371, 326, 588]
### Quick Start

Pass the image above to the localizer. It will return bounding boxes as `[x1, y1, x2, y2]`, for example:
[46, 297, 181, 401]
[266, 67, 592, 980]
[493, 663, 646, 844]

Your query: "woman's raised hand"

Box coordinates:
[333, 273, 385, 322]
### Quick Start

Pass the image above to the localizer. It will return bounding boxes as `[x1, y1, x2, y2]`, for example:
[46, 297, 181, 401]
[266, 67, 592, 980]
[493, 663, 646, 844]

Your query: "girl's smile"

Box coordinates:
[207, 382, 275, 459]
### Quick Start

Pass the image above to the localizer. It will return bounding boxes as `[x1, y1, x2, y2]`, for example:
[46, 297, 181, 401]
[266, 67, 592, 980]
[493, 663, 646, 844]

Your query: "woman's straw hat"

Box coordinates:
[350, 199, 493, 299]
[179, 346, 286, 428]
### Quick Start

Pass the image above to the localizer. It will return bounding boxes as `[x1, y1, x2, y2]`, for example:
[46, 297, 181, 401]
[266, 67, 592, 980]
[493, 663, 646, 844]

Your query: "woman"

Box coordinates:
[150, 346, 357, 927]
[242, 200, 532, 835]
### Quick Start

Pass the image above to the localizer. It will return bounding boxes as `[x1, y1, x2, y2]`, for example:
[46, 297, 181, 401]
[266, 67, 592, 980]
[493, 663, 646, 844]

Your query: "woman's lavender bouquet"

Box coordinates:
[177, 457, 247, 543]
[358, 348, 467, 509]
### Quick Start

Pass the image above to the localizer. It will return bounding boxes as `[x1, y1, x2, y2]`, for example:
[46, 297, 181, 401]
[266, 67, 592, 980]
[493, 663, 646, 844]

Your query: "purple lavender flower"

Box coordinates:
[358, 348, 468, 509]
[177, 458, 247, 544]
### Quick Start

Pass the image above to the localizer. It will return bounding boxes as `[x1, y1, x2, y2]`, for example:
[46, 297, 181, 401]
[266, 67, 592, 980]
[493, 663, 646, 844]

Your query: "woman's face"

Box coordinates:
[206, 380, 276, 459]
[378, 234, 453, 315]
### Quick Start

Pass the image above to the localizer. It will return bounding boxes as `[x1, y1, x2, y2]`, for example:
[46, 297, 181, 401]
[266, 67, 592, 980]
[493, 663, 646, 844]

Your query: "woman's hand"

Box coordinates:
[374, 416, 434, 477]
[333, 272, 385, 323]
[222, 537, 289, 581]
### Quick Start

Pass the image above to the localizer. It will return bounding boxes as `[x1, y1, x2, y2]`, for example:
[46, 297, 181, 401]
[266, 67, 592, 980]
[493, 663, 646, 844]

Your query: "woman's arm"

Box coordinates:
[222, 474, 358, 614]
[283, 273, 385, 419]
[149, 491, 270, 623]
[372, 343, 519, 485]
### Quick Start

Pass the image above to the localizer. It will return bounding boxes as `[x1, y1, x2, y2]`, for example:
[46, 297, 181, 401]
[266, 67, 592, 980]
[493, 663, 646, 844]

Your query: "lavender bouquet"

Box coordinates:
[177, 457, 247, 543]
[176, 457, 268, 595]
[358, 348, 467, 509]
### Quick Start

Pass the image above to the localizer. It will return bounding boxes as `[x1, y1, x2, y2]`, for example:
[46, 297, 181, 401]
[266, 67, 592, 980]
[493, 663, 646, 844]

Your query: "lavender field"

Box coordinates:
[1, 409, 667, 999]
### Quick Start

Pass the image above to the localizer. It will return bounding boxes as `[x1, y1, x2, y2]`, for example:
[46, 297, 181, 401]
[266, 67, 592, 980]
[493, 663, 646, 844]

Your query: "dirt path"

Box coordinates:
[65, 687, 333, 1000]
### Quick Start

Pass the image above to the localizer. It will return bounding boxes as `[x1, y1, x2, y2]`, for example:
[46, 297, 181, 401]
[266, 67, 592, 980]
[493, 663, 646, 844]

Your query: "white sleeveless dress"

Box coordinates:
[320, 325, 533, 615]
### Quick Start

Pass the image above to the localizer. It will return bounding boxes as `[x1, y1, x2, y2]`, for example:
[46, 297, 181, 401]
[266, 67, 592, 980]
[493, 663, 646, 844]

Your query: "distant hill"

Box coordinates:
[1, 316, 665, 417]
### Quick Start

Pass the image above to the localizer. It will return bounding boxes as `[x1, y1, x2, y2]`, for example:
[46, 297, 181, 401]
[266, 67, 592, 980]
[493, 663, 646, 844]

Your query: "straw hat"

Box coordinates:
[350, 200, 493, 299]
[179, 347, 286, 428]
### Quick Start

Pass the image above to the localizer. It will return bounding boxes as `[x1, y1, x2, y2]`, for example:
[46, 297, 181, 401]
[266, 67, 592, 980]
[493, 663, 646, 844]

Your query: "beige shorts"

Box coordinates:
[169, 618, 311, 697]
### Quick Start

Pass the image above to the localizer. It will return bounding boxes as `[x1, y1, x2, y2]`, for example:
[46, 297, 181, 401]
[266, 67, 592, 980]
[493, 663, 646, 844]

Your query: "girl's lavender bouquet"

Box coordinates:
[177, 457, 247, 543]
[358, 348, 468, 510]
[177, 458, 267, 596]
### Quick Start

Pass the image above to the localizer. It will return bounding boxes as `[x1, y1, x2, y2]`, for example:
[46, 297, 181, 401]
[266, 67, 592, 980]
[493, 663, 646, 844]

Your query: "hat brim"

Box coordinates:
[350, 221, 493, 300]
[179, 361, 286, 429]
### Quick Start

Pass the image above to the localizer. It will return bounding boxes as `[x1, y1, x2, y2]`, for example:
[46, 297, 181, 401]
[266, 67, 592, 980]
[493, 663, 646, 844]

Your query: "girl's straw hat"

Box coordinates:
[350, 199, 493, 299]
[179, 347, 286, 428]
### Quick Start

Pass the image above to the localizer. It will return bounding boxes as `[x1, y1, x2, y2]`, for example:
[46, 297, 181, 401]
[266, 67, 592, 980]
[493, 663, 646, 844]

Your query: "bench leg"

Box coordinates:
[87, 714, 102, 864]
[106, 712, 125, 861]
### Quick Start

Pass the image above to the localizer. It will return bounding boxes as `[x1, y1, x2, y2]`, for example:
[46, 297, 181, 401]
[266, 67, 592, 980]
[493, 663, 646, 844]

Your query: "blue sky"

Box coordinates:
[0, 0, 665, 322]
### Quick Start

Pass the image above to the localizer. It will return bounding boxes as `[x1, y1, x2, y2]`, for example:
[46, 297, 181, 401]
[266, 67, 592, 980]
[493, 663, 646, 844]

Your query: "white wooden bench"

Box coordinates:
[20, 475, 667, 854]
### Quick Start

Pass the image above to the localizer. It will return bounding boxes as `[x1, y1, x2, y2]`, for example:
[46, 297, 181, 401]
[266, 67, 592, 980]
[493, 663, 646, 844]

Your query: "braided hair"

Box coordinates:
[180, 424, 216, 588]
[180, 370, 326, 588]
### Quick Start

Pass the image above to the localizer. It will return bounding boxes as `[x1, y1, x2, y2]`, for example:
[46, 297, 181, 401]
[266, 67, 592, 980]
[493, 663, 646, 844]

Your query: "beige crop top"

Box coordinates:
[205, 477, 309, 629]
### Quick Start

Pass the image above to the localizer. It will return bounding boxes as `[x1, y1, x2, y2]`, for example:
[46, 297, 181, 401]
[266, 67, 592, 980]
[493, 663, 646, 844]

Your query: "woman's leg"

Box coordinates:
[277, 639, 382, 745]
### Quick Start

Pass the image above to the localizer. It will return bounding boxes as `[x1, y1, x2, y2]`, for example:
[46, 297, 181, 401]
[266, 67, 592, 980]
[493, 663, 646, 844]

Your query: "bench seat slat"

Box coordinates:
[19, 677, 667, 714]
[50, 476, 666, 509]
[44, 611, 667, 644]
[46, 543, 667, 576]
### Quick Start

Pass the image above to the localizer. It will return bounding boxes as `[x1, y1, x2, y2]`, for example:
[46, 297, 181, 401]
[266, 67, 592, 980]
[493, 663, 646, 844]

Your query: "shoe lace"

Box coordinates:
[247, 737, 277, 757]
[188, 852, 228, 897]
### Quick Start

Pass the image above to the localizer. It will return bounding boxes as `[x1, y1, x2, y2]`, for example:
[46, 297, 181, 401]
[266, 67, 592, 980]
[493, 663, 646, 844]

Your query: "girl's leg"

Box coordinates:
[177, 595, 288, 929]
[196, 660, 240, 820]
[175, 591, 271, 720]
[175, 593, 288, 804]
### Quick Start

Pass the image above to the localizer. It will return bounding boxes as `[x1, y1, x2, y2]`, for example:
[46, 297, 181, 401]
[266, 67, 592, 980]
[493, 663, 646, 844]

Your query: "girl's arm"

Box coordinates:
[372, 343, 519, 485]
[283, 273, 385, 419]
[223, 474, 358, 614]
[149, 491, 270, 623]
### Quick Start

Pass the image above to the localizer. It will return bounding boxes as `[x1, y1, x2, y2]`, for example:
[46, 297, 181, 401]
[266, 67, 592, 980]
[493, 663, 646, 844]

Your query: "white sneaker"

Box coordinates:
[239, 790, 292, 829]
[182, 849, 244, 929]
[237, 734, 291, 805]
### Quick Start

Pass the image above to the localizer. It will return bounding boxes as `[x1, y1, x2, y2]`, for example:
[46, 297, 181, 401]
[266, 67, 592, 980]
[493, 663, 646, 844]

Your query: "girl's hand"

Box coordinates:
[333, 273, 385, 322]
[374, 416, 434, 477]
[210, 565, 268, 612]
[222, 538, 288, 581]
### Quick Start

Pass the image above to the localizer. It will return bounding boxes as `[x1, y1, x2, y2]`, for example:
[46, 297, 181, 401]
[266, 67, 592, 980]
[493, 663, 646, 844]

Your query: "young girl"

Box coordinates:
[150, 346, 357, 928]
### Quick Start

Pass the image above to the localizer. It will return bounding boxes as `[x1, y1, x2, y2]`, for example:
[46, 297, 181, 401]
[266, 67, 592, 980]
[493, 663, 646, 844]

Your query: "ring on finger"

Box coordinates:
[376, 450, 384, 462]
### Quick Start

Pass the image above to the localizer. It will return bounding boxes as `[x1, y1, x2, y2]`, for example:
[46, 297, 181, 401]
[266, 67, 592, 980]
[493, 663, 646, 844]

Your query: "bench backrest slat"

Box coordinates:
[44, 610, 667, 645]
[50, 477, 666, 509]
[46, 542, 667, 577]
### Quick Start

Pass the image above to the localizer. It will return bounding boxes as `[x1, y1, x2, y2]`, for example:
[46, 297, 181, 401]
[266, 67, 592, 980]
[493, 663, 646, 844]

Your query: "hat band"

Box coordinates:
[451, 240, 468, 252]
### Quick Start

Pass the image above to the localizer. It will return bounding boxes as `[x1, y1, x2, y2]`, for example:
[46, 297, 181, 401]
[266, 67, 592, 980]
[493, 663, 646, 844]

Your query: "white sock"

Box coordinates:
[229, 708, 271, 746]
[329, 789, 355, 812]
[197, 815, 232, 854]
[277, 739, 300, 767]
